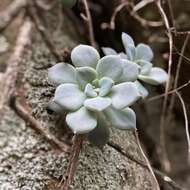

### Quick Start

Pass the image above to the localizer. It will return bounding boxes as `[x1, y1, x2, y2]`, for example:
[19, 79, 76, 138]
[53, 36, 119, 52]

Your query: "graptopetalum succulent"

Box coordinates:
[48, 33, 168, 147]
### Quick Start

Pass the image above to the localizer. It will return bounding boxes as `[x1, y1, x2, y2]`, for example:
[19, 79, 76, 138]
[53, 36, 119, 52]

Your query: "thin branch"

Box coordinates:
[11, 97, 70, 152]
[102, 1, 162, 30]
[133, 130, 160, 190]
[172, 31, 190, 35]
[27, 1, 63, 62]
[155, 0, 173, 172]
[175, 92, 190, 165]
[81, 0, 96, 47]
[0, 18, 32, 120]
[168, 34, 190, 115]
[147, 80, 190, 102]
[0, 0, 27, 32]
[133, 0, 154, 12]
[107, 141, 185, 190]
[59, 135, 84, 190]
[167, 0, 176, 34]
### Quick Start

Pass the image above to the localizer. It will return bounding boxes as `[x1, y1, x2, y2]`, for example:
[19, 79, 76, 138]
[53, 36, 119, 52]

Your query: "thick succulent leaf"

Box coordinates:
[71, 45, 100, 68]
[134, 81, 149, 98]
[66, 107, 97, 134]
[104, 106, 136, 129]
[111, 82, 140, 109]
[138, 67, 168, 85]
[119, 59, 140, 82]
[88, 114, 110, 148]
[48, 63, 77, 85]
[135, 43, 153, 61]
[102, 47, 117, 55]
[54, 84, 86, 111]
[84, 96, 111, 111]
[76, 67, 97, 89]
[84, 83, 97, 98]
[47, 99, 65, 113]
[122, 33, 135, 60]
[96, 55, 123, 82]
[119, 52, 128, 59]
[122, 32, 135, 48]
[136, 60, 152, 75]
[99, 77, 114, 96]
[126, 45, 136, 61]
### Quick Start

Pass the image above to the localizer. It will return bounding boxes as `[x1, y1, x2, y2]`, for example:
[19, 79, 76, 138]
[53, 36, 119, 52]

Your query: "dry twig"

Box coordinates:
[59, 135, 84, 190]
[108, 141, 186, 190]
[147, 80, 190, 102]
[0, 18, 32, 120]
[0, 0, 27, 32]
[81, 0, 96, 47]
[168, 35, 190, 116]
[133, 130, 160, 190]
[102, 1, 162, 30]
[175, 92, 190, 165]
[155, 0, 173, 172]
[11, 97, 70, 152]
[27, 1, 63, 62]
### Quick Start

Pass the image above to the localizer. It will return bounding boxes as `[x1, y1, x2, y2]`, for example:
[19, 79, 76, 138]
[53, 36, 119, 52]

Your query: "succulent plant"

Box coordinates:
[102, 32, 168, 98]
[48, 45, 142, 146]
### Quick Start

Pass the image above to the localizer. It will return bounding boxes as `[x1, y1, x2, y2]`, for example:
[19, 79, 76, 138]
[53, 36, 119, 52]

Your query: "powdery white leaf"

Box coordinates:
[96, 55, 123, 82]
[111, 82, 140, 109]
[135, 43, 153, 62]
[47, 99, 65, 113]
[71, 45, 100, 68]
[119, 59, 140, 82]
[134, 81, 149, 98]
[48, 63, 77, 85]
[99, 77, 114, 96]
[104, 106, 136, 129]
[54, 84, 85, 111]
[136, 60, 152, 75]
[84, 83, 97, 98]
[138, 67, 168, 85]
[122, 32, 135, 48]
[76, 67, 97, 89]
[84, 96, 111, 112]
[66, 107, 97, 134]
[102, 47, 117, 55]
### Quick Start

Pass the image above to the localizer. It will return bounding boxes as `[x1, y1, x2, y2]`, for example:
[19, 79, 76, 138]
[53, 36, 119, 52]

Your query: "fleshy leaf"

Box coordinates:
[71, 45, 100, 68]
[76, 67, 97, 89]
[138, 67, 168, 85]
[136, 60, 152, 75]
[111, 82, 140, 109]
[135, 43, 153, 61]
[47, 99, 65, 113]
[54, 84, 86, 111]
[104, 106, 136, 129]
[122, 32, 135, 48]
[119, 59, 140, 82]
[66, 107, 97, 134]
[48, 63, 77, 85]
[88, 114, 110, 148]
[134, 81, 149, 98]
[84, 83, 97, 98]
[99, 77, 114, 96]
[102, 47, 117, 55]
[119, 52, 128, 59]
[84, 96, 111, 111]
[126, 45, 136, 61]
[96, 55, 123, 82]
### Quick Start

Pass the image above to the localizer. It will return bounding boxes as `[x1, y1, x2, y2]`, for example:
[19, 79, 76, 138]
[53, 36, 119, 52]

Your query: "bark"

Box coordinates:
[0, 4, 155, 190]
